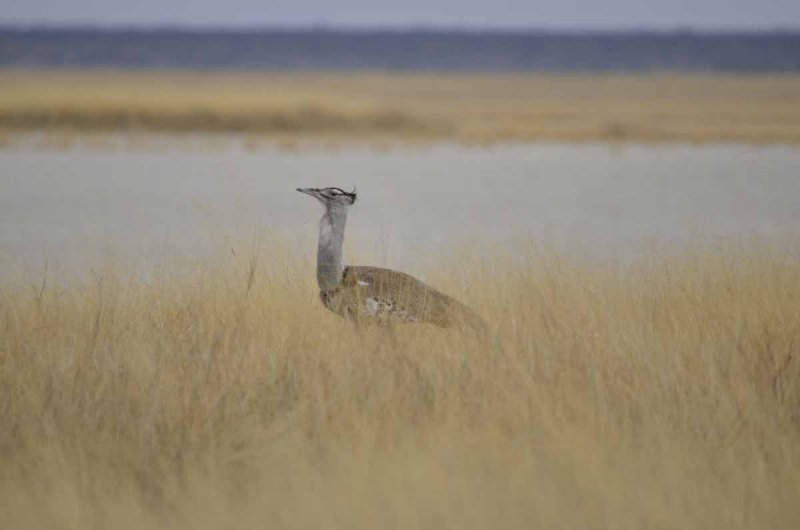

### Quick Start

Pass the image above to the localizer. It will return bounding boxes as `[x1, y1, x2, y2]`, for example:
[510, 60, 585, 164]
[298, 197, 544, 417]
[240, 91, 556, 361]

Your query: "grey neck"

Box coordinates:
[316, 204, 348, 291]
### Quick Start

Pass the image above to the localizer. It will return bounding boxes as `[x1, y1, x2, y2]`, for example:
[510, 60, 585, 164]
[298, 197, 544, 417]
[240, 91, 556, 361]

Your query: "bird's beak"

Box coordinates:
[296, 187, 319, 198]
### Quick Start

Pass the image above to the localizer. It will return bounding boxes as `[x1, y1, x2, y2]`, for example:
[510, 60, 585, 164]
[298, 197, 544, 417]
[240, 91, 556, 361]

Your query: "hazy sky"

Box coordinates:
[1, 0, 798, 30]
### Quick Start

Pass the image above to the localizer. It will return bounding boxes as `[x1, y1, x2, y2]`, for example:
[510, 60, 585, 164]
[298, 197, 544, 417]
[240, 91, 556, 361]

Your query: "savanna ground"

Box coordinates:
[2, 69, 800, 528]
[1, 242, 800, 529]
[1, 71, 800, 145]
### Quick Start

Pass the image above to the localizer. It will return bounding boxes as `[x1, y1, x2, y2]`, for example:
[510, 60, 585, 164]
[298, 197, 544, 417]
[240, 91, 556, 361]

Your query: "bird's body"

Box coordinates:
[297, 186, 486, 331]
[321, 265, 484, 329]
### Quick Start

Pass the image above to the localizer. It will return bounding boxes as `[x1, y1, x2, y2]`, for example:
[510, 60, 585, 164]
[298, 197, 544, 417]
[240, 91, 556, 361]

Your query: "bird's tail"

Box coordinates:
[449, 299, 490, 337]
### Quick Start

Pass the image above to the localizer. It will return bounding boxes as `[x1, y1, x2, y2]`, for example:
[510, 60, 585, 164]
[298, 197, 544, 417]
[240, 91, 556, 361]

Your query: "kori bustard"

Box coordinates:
[297, 187, 486, 330]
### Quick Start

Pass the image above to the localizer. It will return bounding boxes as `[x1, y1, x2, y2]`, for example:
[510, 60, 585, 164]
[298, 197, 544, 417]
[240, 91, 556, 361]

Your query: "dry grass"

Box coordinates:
[2, 70, 800, 145]
[1, 241, 800, 529]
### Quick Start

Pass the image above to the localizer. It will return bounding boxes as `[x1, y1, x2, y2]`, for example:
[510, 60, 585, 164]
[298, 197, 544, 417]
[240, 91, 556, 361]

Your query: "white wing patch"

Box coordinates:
[365, 297, 381, 316]
[357, 280, 370, 287]
[365, 297, 419, 322]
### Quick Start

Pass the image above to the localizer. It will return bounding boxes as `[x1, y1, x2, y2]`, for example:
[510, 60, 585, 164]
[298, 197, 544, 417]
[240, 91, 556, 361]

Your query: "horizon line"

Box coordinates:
[2, 22, 800, 35]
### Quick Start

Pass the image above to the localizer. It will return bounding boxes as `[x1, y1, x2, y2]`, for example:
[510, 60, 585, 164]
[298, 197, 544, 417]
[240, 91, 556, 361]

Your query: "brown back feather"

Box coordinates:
[320, 266, 486, 331]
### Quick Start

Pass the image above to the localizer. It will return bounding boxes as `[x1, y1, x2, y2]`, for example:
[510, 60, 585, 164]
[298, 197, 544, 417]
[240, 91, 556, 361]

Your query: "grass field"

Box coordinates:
[1, 241, 799, 528]
[2, 70, 800, 145]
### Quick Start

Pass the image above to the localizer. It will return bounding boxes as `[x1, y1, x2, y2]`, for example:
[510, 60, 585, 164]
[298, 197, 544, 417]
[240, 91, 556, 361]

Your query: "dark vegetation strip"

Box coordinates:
[0, 107, 448, 134]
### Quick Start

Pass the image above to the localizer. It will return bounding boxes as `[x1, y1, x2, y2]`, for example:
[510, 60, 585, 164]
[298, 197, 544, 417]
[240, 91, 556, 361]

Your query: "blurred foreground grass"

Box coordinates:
[2, 70, 800, 145]
[1, 241, 800, 528]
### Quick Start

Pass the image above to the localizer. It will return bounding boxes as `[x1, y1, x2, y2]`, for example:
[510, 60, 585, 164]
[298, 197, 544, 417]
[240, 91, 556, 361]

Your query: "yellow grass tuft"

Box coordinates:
[1, 242, 800, 528]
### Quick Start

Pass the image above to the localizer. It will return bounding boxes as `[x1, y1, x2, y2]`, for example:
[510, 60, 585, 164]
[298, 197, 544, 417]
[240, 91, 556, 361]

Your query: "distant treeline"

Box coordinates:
[1, 28, 800, 71]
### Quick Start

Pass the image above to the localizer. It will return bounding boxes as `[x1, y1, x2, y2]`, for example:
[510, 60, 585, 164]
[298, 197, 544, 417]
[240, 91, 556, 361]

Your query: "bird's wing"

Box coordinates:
[341, 266, 483, 329]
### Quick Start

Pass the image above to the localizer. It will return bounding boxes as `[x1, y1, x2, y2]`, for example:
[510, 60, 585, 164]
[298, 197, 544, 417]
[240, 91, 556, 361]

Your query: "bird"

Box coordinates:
[297, 186, 487, 331]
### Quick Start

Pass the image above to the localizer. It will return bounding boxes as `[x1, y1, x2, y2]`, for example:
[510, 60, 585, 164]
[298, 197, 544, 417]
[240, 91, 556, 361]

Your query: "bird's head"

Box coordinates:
[296, 187, 357, 209]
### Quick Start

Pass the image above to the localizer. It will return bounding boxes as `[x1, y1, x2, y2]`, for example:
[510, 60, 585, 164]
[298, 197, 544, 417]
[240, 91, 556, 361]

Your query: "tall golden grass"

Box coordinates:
[1, 241, 799, 528]
[2, 70, 800, 145]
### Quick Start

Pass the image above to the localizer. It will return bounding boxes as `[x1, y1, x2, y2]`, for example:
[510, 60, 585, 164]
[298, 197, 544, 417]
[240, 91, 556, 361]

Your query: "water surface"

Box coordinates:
[1, 143, 799, 277]
[3, 29, 799, 71]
